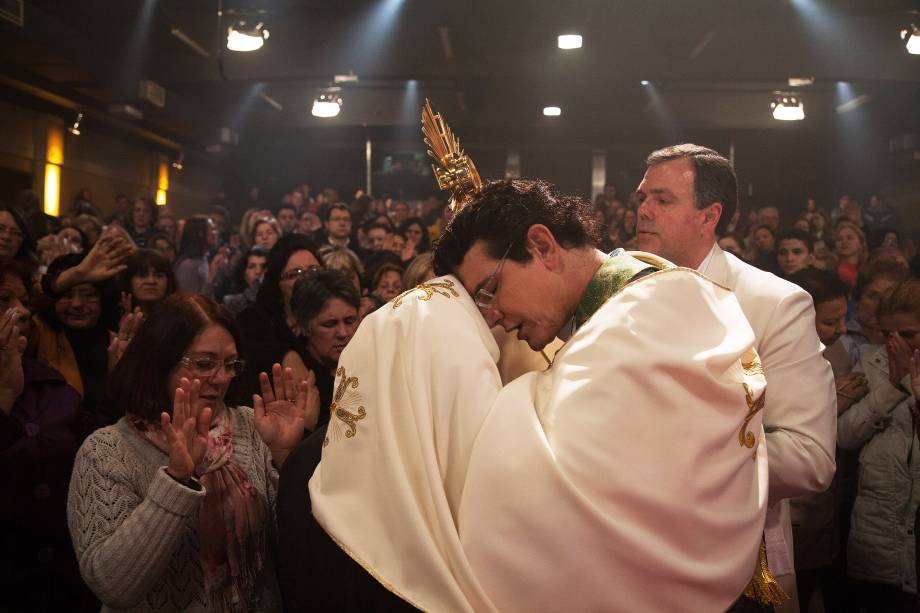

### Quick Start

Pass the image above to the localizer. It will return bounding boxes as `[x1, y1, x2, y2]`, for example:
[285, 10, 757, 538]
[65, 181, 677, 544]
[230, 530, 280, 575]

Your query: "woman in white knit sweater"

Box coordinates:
[67, 293, 318, 612]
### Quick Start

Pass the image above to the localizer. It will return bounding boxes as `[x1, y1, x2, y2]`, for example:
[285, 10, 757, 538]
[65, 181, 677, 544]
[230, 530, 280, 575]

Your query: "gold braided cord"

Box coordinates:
[421, 98, 482, 211]
[743, 540, 789, 605]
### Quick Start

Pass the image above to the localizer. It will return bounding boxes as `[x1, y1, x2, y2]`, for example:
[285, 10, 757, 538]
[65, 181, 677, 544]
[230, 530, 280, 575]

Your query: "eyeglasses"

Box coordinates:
[280, 265, 320, 282]
[474, 241, 515, 310]
[179, 356, 246, 378]
[0, 223, 24, 240]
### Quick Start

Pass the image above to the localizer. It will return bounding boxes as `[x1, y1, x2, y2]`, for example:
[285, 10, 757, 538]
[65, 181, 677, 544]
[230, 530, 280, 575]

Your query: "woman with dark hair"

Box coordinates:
[71, 187, 102, 218]
[222, 246, 270, 316]
[0, 258, 99, 613]
[30, 252, 120, 425]
[229, 234, 324, 407]
[174, 215, 218, 295]
[290, 269, 360, 426]
[127, 197, 158, 248]
[750, 223, 778, 273]
[369, 262, 403, 302]
[67, 293, 317, 612]
[398, 217, 431, 254]
[118, 249, 177, 313]
[0, 203, 38, 271]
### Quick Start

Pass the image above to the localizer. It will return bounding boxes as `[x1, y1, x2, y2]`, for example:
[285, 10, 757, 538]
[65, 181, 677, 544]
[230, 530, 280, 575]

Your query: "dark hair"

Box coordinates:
[777, 229, 815, 253]
[178, 215, 211, 259]
[645, 144, 738, 234]
[366, 221, 392, 234]
[233, 245, 270, 289]
[788, 268, 849, 306]
[398, 217, 431, 253]
[276, 203, 297, 217]
[106, 294, 241, 420]
[291, 269, 361, 327]
[208, 204, 230, 221]
[853, 257, 910, 302]
[879, 279, 920, 320]
[0, 203, 37, 264]
[255, 234, 325, 318]
[118, 249, 178, 298]
[433, 179, 600, 275]
[148, 232, 176, 252]
[752, 224, 777, 242]
[324, 203, 351, 223]
[868, 227, 898, 251]
[0, 257, 33, 296]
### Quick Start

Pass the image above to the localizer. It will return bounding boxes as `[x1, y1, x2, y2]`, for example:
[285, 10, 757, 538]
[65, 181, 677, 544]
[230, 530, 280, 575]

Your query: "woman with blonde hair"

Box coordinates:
[833, 220, 869, 288]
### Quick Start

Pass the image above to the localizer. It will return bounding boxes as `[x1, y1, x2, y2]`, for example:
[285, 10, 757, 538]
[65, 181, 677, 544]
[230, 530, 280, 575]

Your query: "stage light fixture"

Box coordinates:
[557, 34, 582, 49]
[771, 94, 805, 121]
[171, 152, 185, 171]
[543, 106, 562, 116]
[640, 80, 651, 86]
[67, 112, 83, 136]
[902, 24, 920, 54]
[226, 21, 269, 52]
[312, 93, 342, 118]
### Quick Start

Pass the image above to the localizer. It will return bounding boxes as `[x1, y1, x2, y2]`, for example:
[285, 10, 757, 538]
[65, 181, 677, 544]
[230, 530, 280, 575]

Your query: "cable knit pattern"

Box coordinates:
[67, 406, 281, 613]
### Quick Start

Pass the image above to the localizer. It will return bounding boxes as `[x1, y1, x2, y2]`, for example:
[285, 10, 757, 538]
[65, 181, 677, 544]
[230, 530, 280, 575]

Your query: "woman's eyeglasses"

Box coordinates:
[179, 356, 246, 378]
[279, 265, 320, 282]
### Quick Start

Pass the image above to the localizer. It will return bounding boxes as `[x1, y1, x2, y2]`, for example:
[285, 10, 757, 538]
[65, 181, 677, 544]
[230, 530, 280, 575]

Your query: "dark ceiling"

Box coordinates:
[1, 0, 919, 155]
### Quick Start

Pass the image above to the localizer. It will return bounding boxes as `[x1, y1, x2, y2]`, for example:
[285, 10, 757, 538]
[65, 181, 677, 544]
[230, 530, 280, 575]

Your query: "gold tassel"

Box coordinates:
[743, 540, 788, 606]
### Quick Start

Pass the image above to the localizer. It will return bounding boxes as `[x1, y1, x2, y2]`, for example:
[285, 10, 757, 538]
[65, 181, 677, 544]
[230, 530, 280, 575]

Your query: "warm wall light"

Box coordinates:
[543, 106, 562, 116]
[156, 162, 169, 206]
[557, 34, 582, 49]
[44, 123, 64, 216]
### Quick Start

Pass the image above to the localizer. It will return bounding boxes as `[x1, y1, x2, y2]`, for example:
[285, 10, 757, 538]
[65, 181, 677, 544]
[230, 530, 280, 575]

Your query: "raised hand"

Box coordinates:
[835, 371, 869, 414]
[108, 306, 144, 371]
[253, 363, 312, 466]
[78, 234, 133, 283]
[888, 333, 913, 389]
[0, 308, 27, 414]
[161, 378, 212, 481]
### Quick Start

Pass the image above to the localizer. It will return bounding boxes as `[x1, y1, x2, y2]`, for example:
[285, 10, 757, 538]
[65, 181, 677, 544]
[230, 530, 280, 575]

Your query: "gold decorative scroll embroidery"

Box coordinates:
[392, 279, 460, 309]
[324, 366, 367, 448]
[739, 349, 766, 457]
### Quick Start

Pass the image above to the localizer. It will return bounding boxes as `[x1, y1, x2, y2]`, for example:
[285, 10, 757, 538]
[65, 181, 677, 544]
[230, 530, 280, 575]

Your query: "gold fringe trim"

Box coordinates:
[743, 540, 788, 606]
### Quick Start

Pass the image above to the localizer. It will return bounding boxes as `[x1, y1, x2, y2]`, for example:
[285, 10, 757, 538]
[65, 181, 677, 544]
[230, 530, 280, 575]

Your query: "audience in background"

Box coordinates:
[118, 249, 177, 314]
[127, 197, 157, 248]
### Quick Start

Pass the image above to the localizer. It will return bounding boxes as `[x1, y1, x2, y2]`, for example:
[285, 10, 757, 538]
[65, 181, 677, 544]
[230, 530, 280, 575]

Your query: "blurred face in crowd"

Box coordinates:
[291, 190, 304, 208]
[793, 218, 811, 233]
[55, 283, 101, 329]
[305, 297, 360, 367]
[210, 212, 227, 237]
[881, 312, 920, 353]
[810, 213, 826, 233]
[325, 209, 352, 241]
[168, 323, 237, 416]
[604, 185, 617, 200]
[133, 200, 152, 229]
[280, 250, 321, 309]
[403, 221, 424, 247]
[298, 211, 320, 234]
[636, 158, 722, 268]
[835, 226, 861, 258]
[718, 236, 744, 258]
[806, 197, 817, 213]
[373, 270, 402, 301]
[777, 239, 813, 276]
[869, 195, 882, 210]
[254, 221, 280, 250]
[883, 232, 899, 249]
[622, 209, 637, 234]
[244, 254, 267, 287]
[0, 211, 25, 260]
[838, 195, 850, 210]
[367, 227, 389, 251]
[389, 233, 406, 256]
[814, 297, 848, 347]
[0, 271, 30, 339]
[753, 228, 775, 253]
[115, 195, 130, 216]
[757, 207, 780, 230]
[75, 218, 101, 245]
[155, 216, 177, 240]
[392, 202, 410, 224]
[131, 267, 168, 305]
[277, 208, 297, 235]
[151, 237, 176, 263]
[857, 277, 899, 344]
[58, 227, 84, 253]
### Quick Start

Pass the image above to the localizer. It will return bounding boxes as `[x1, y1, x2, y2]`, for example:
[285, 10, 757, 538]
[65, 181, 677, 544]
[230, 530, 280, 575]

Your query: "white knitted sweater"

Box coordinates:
[67, 407, 282, 613]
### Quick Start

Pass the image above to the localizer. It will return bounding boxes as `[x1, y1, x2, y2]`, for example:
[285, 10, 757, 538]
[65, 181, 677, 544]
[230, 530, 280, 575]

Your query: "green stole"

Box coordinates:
[574, 253, 657, 330]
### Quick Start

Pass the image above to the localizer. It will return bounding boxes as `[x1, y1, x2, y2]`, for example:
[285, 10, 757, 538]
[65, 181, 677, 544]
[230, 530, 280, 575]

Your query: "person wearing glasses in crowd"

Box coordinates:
[67, 293, 319, 613]
[229, 234, 324, 419]
[289, 178, 770, 612]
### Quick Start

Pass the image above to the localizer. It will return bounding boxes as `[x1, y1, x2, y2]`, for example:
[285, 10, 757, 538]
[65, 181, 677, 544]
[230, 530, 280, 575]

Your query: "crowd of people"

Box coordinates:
[0, 164, 917, 612]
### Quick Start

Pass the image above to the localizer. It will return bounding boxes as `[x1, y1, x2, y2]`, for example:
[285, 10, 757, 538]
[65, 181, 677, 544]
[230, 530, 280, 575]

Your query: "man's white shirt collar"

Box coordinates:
[696, 242, 719, 275]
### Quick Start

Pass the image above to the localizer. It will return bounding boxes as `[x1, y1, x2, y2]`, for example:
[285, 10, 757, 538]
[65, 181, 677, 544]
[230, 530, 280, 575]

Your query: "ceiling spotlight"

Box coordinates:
[171, 152, 185, 171]
[67, 112, 83, 136]
[226, 21, 269, 52]
[901, 24, 920, 55]
[543, 106, 562, 117]
[787, 77, 815, 87]
[640, 80, 651, 86]
[771, 93, 805, 121]
[312, 93, 342, 118]
[557, 34, 582, 50]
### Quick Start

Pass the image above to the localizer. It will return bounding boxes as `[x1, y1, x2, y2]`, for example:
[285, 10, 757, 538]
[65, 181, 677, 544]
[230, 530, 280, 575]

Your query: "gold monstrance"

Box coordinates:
[421, 99, 482, 211]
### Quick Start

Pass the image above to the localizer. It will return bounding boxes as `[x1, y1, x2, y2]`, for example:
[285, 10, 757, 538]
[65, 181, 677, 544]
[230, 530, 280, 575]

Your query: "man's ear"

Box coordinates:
[526, 224, 561, 269]
[703, 202, 723, 231]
